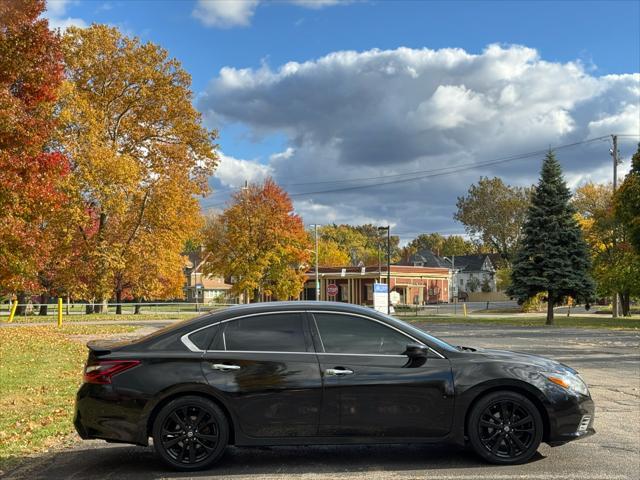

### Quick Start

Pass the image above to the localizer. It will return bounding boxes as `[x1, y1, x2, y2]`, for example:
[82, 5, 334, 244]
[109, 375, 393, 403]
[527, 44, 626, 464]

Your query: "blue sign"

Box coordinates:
[373, 283, 388, 293]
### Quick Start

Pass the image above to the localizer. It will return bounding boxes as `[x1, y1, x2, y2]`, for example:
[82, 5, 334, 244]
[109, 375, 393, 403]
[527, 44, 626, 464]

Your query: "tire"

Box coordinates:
[467, 391, 543, 465]
[152, 395, 229, 471]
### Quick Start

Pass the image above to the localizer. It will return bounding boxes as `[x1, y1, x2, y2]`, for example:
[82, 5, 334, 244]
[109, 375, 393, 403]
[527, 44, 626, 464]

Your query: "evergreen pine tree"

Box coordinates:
[508, 151, 595, 325]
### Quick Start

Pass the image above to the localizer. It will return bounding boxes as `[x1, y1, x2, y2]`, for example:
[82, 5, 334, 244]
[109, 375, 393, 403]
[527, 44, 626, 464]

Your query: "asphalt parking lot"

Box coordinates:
[5, 323, 639, 480]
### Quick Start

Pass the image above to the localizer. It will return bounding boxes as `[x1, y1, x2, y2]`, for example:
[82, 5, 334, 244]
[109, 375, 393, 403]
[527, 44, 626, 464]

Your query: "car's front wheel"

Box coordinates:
[467, 391, 543, 464]
[152, 395, 229, 471]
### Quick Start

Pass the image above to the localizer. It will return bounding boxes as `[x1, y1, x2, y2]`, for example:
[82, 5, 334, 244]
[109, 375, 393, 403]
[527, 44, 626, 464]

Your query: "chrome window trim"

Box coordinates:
[309, 310, 446, 359]
[180, 308, 446, 359]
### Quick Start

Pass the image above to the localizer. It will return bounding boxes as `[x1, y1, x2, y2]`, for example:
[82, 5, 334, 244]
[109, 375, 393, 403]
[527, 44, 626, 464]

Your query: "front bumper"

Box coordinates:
[546, 392, 596, 446]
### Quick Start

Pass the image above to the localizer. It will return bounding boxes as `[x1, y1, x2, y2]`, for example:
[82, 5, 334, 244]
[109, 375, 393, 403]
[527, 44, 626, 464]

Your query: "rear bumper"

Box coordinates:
[74, 383, 148, 446]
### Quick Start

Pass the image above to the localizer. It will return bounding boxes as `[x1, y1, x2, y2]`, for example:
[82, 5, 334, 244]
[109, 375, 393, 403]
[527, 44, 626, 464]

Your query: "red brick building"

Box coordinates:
[302, 265, 451, 306]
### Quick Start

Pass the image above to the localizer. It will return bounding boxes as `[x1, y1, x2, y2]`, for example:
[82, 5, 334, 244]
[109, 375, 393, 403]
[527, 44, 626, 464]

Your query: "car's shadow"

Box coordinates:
[5, 443, 546, 479]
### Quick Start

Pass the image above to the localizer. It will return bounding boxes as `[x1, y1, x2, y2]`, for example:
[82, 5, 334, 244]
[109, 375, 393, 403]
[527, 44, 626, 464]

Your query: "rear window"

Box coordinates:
[221, 313, 308, 352]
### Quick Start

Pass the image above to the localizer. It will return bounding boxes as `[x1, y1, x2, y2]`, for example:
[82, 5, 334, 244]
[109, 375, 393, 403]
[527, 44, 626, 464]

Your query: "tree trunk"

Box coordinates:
[86, 302, 93, 314]
[134, 299, 142, 314]
[16, 292, 27, 316]
[612, 293, 619, 318]
[546, 294, 555, 326]
[115, 290, 122, 315]
[93, 301, 104, 314]
[252, 288, 261, 303]
[39, 293, 50, 316]
[620, 291, 631, 317]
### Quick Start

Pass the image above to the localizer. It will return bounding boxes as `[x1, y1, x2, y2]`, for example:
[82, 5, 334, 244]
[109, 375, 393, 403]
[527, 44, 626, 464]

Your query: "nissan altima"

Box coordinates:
[74, 301, 595, 470]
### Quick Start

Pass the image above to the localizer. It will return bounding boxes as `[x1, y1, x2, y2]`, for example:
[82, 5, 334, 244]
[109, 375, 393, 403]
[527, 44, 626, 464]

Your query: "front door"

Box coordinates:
[201, 311, 322, 437]
[311, 312, 454, 438]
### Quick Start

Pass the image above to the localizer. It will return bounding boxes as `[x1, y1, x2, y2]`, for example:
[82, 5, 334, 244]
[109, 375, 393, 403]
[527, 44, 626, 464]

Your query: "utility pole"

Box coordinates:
[314, 224, 320, 301]
[611, 135, 619, 318]
[612, 135, 618, 190]
[387, 227, 391, 314]
[378, 226, 391, 314]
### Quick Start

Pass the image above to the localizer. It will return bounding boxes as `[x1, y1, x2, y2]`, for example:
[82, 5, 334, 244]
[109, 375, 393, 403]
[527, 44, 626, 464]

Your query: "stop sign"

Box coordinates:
[327, 284, 339, 297]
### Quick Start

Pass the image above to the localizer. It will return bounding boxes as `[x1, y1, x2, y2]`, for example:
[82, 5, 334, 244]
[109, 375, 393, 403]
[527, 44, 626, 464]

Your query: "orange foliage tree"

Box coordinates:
[0, 0, 76, 305]
[57, 25, 218, 311]
[203, 179, 311, 302]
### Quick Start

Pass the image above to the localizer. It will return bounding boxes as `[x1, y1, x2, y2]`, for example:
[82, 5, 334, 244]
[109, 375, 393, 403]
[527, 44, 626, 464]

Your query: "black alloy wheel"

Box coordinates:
[468, 391, 543, 464]
[153, 396, 228, 471]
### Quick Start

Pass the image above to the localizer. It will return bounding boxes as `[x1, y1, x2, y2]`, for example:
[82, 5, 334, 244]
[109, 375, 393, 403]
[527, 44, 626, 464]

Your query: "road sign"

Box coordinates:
[390, 291, 401, 305]
[327, 284, 339, 297]
[373, 283, 388, 313]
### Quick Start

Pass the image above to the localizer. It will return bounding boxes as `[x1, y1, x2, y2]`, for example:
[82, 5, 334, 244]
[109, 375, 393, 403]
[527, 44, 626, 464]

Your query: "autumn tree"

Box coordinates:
[307, 229, 350, 267]
[575, 182, 640, 316]
[0, 0, 77, 309]
[317, 224, 400, 266]
[57, 25, 218, 312]
[403, 233, 476, 259]
[615, 144, 640, 254]
[203, 179, 310, 302]
[508, 152, 594, 325]
[455, 177, 531, 264]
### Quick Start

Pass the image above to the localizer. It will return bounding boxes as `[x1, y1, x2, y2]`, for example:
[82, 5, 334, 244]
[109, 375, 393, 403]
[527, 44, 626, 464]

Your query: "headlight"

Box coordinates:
[542, 371, 589, 396]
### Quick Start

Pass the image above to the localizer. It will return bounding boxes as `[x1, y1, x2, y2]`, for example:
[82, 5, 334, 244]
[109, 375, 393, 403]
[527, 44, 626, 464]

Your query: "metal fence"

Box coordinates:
[0, 302, 235, 317]
[1, 299, 519, 319]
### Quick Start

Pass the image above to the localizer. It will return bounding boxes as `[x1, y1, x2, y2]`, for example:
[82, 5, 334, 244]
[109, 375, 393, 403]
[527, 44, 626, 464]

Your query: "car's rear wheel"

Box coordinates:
[468, 391, 543, 465]
[152, 395, 228, 471]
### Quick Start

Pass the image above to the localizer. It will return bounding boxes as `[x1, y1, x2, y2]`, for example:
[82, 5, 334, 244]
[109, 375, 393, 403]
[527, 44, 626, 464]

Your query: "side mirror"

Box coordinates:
[403, 343, 429, 359]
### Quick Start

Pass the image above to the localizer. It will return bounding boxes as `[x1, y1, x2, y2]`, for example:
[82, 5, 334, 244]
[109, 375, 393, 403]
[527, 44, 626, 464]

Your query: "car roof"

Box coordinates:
[213, 301, 377, 316]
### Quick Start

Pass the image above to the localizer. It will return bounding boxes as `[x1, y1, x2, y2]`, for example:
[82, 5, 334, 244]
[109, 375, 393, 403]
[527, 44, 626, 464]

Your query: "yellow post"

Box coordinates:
[463, 302, 467, 317]
[57, 297, 63, 327]
[7, 300, 18, 323]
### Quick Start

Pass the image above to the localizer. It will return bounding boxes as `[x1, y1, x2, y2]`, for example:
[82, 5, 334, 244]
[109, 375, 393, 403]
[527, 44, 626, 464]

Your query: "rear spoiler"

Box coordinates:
[86, 339, 129, 355]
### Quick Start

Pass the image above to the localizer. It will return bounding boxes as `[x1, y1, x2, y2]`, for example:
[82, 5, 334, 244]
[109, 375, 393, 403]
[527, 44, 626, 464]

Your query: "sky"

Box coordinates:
[46, 0, 640, 241]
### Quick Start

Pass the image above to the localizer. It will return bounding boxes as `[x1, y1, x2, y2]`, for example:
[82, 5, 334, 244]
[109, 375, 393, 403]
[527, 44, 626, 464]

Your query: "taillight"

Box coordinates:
[83, 360, 140, 384]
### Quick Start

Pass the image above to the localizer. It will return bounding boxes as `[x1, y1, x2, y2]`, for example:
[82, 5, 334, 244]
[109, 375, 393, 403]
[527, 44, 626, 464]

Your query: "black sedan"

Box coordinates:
[74, 301, 595, 470]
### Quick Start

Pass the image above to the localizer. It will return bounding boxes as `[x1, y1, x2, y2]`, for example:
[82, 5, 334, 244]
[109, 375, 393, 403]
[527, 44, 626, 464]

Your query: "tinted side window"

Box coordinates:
[314, 313, 410, 355]
[223, 313, 308, 352]
[188, 325, 217, 350]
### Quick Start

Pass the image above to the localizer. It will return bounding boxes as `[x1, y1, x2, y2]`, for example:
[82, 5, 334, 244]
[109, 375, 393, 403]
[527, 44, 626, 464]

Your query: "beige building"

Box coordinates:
[183, 250, 233, 303]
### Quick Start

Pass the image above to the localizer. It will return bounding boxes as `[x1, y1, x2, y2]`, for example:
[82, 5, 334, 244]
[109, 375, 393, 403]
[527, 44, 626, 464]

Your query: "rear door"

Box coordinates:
[311, 311, 454, 438]
[200, 311, 322, 438]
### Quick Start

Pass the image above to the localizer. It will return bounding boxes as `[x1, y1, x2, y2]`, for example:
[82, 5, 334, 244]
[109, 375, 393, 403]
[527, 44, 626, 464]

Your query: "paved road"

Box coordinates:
[4, 323, 639, 480]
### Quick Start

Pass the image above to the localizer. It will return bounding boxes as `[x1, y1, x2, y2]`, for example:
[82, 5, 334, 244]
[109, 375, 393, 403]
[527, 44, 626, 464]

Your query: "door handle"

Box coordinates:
[325, 368, 354, 376]
[211, 363, 241, 371]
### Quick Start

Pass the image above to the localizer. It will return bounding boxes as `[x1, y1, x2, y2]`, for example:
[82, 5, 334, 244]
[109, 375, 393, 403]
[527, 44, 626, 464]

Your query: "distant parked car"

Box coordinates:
[75, 301, 595, 471]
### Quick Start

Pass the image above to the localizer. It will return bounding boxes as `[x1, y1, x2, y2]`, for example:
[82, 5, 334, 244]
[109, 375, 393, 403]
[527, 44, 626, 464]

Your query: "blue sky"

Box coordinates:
[47, 0, 640, 239]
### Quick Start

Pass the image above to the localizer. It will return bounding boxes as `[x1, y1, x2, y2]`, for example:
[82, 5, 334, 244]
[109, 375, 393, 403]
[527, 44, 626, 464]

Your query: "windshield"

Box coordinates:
[381, 313, 458, 353]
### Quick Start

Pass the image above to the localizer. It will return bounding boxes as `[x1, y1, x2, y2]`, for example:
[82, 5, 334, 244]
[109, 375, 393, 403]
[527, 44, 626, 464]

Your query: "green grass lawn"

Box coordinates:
[404, 314, 640, 329]
[2, 312, 191, 324]
[0, 324, 138, 472]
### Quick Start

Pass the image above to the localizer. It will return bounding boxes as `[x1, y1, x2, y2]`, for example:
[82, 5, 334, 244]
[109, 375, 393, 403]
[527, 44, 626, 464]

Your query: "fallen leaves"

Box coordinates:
[0, 325, 138, 469]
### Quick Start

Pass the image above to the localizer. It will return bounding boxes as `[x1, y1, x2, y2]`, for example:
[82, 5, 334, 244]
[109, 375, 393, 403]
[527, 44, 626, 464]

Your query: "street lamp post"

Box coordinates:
[314, 224, 320, 301]
[308, 224, 321, 301]
[378, 226, 391, 314]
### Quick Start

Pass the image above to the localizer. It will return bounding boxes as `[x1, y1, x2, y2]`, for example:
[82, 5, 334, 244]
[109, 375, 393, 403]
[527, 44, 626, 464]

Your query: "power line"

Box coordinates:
[202, 135, 611, 209]
[206, 133, 640, 199]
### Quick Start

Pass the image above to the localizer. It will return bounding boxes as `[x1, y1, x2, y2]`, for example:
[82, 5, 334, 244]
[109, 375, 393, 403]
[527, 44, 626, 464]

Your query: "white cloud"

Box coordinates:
[200, 45, 640, 238]
[289, 0, 346, 9]
[192, 0, 259, 28]
[192, 0, 347, 28]
[213, 152, 273, 188]
[45, 0, 87, 30]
